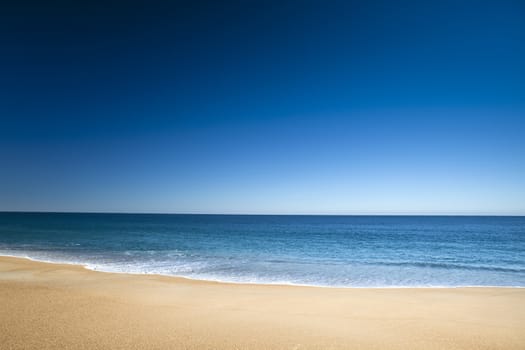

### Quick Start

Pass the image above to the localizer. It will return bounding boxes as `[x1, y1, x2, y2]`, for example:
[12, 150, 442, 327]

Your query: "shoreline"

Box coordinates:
[1, 255, 525, 349]
[1, 253, 522, 289]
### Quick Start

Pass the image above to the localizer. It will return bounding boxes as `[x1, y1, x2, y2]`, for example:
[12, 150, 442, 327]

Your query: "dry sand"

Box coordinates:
[0, 256, 524, 349]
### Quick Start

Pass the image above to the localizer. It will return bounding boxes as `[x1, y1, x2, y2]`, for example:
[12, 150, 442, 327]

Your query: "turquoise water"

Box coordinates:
[0, 213, 524, 287]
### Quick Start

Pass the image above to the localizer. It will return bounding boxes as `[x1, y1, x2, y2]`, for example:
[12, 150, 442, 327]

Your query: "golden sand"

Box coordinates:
[0, 256, 524, 349]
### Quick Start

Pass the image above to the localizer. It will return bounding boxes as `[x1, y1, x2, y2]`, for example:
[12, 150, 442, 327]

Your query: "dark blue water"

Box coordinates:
[0, 213, 524, 287]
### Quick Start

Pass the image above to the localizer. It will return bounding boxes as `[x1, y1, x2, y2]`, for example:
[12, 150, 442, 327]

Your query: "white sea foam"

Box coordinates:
[1, 250, 524, 289]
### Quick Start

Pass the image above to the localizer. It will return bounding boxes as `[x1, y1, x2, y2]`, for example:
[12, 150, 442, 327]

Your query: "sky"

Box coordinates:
[1, 0, 524, 214]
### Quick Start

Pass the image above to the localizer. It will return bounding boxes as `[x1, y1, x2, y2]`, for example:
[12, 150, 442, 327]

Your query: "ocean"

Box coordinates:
[0, 213, 524, 287]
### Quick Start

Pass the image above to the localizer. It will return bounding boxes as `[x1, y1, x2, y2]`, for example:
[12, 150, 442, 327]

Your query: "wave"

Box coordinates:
[1, 250, 524, 288]
[366, 261, 525, 273]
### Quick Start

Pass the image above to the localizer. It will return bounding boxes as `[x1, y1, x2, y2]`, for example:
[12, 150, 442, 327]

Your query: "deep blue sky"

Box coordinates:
[1, 0, 524, 214]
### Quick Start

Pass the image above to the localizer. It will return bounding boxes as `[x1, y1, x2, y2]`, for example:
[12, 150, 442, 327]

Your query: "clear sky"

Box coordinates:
[1, 0, 524, 214]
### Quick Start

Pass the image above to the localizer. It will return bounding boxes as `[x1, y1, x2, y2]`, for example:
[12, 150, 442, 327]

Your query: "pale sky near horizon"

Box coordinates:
[1, 0, 524, 215]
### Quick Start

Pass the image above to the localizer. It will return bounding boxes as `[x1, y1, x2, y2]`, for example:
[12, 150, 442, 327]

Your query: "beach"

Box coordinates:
[1, 256, 524, 350]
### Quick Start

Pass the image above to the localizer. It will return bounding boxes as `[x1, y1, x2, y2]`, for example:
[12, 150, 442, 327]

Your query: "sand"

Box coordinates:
[0, 256, 524, 349]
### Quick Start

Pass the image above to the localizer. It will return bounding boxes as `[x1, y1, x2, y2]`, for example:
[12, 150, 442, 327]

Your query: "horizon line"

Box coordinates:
[1, 211, 524, 217]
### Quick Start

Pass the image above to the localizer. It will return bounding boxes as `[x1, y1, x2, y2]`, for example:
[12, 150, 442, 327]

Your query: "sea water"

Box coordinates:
[0, 213, 523, 287]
